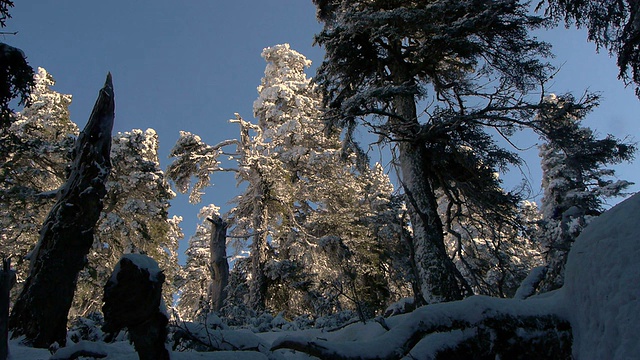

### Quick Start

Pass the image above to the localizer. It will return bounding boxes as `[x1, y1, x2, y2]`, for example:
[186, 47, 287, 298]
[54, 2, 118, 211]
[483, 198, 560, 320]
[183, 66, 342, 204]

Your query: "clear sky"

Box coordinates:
[5, 1, 639, 259]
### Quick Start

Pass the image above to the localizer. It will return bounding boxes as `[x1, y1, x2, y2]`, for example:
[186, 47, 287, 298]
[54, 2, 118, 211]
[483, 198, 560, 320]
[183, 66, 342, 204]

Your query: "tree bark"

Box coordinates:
[9, 74, 115, 348]
[384, 51, 469, 304]
[207, 215, 229, 312]
[249, 198, 270, 312]
[0, 259, 15, 360]
[391, 89, 468, 304]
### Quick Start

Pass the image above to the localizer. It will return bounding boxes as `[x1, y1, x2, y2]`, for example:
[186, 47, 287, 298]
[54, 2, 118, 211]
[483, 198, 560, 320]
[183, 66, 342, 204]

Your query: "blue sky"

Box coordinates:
[5, 1, 639, 259]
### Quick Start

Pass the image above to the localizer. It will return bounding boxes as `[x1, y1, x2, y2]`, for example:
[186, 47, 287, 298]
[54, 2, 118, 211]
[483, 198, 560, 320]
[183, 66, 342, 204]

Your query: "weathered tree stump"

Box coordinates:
[207, 215, 229, 312]
[102, 254, 169, 360]
[0, 259, 16, 360]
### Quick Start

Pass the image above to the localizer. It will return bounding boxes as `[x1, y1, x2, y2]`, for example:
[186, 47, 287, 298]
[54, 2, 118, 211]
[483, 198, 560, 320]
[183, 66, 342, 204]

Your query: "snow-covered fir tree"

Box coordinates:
[251, 45, 408, 318]
[170, 44, 405, 319]
[0, 67, 78, 293]
[535, 94, 635, 292]
[176, 204, 220, 321]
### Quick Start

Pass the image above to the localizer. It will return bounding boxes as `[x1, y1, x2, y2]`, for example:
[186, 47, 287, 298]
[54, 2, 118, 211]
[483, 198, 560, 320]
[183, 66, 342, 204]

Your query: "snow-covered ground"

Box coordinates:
[9, 193, 639, 359]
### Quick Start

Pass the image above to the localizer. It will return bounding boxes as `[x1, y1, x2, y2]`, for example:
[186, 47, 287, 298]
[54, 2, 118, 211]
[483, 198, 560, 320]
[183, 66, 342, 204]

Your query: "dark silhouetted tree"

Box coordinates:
[0, 0, 34, 127]
[9, 74, 114, 348]
[538, 0, 640, 97]
[312, 0, 553, 304]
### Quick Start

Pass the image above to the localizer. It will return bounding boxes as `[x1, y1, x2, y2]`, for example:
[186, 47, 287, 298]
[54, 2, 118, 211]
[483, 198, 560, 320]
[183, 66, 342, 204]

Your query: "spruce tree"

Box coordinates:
[170, 44, 403, 317]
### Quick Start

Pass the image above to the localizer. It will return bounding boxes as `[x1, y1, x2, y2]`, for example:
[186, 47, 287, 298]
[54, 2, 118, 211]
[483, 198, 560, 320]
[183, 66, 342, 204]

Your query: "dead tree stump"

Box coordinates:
[102, 254, 169, 360]
[9, 74, 115, 348]
[207, 215, 229, 313]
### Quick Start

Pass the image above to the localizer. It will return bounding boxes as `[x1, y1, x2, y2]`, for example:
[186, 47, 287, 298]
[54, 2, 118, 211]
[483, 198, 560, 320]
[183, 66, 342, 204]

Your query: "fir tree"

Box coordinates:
[0, 68, 77, 293]
[170, 44, 403, 317]
[312, 0, 553, 304]
[536, 94, 635, 291]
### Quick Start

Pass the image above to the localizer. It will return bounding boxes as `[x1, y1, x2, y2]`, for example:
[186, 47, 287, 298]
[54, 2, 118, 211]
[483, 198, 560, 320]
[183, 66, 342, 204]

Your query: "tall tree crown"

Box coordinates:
[312, 0, 555, 209]
[313, 0, 550, 122]
[539, 0, 640, 97]
[0, 0, 34, 127]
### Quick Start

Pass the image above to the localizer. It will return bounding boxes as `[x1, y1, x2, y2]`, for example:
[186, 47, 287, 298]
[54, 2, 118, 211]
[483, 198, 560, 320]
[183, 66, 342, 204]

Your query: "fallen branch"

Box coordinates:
[271, 295, 571, 360]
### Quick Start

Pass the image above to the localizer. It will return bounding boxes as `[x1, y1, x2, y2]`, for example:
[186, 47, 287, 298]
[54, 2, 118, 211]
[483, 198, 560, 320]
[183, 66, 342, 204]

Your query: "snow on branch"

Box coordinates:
[271, 295, 571, 359]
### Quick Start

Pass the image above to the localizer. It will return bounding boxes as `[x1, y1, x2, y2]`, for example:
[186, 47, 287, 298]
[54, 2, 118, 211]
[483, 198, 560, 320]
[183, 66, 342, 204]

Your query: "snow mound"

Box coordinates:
[562, 192, 640, 359]
[49, 340, 109, 359]
[109, 253, 163, 285]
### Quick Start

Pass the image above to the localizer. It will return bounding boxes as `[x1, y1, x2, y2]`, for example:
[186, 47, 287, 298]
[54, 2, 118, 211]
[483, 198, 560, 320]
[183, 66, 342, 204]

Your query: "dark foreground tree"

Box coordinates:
[103, 255, 169, 360]
[0, 0, 13, 27]
[313, 0, 552, 304]
[0, 43, 33, 128]
[0, 0, 34, 127]
[9, 74, 114, 348]
[538, 0, 640, 97]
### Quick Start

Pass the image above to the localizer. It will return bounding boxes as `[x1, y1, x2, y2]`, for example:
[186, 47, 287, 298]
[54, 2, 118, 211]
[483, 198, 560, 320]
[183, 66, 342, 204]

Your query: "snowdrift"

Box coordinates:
[561, 192, 640, 358]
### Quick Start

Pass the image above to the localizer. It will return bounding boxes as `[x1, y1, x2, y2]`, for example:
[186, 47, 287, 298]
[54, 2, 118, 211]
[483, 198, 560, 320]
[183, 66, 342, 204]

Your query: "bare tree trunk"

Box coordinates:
[249, 198, 270, 311]
[207, 215, 229, 312]
[9, 74, 115, 348]
[396, 139, 466, 304]
[237, 120, 270, 312]
[0, 259, 15, 360]
[390, 81, 469, 304]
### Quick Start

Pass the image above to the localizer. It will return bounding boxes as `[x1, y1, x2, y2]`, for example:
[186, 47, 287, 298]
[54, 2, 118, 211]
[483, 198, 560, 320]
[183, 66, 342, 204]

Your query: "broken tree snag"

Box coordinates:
[8, 74, 115, 348]
[271, 296, 572, 360]
[103, 254, 170, 360]
[0, 259, 16, 360]
[207, 215, 229, 312]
